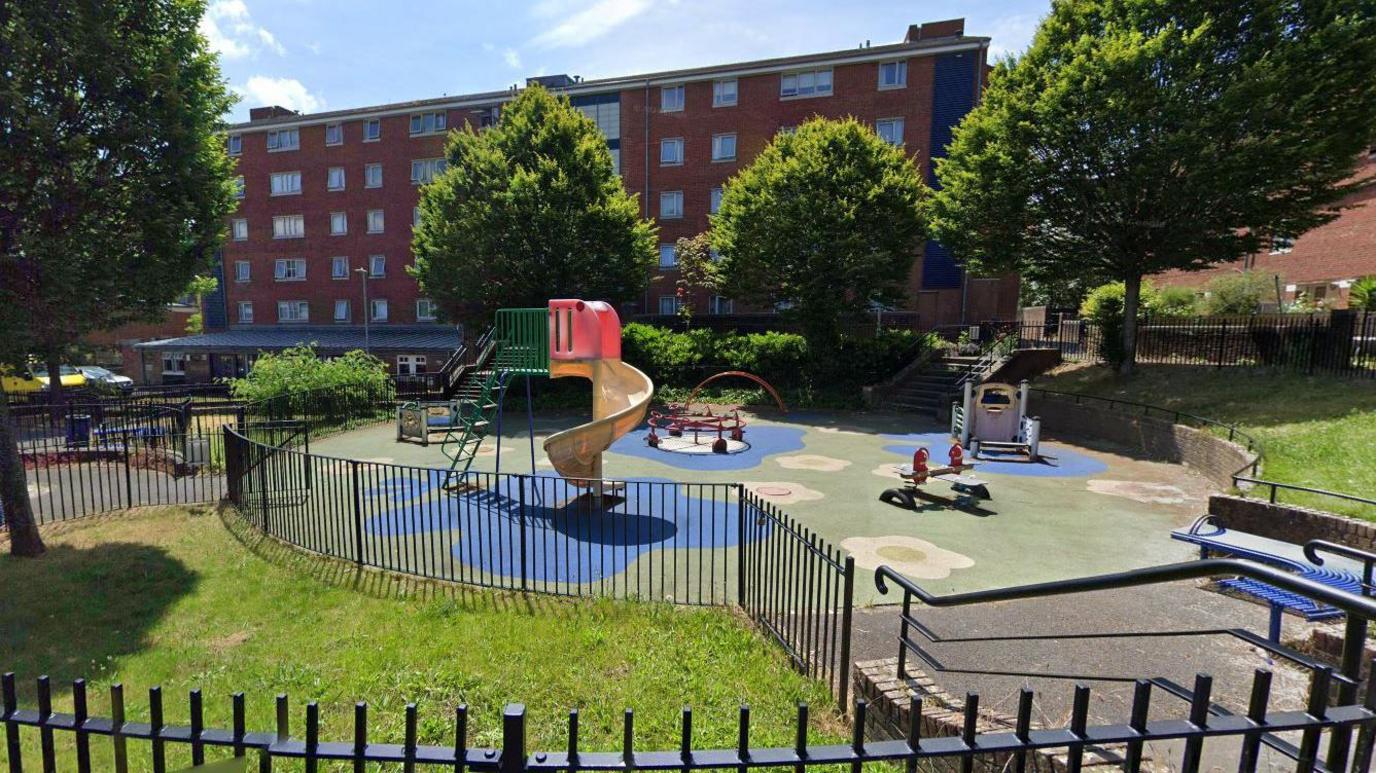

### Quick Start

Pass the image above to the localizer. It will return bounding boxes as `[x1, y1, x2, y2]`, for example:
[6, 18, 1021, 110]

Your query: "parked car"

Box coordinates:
[78, 365, 135, 394]
[30, 365, 88, 390]
[0, 366, 45, 394]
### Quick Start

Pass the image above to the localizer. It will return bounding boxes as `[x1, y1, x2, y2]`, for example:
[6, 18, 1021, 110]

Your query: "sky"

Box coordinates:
[207, 0, 1051, 123]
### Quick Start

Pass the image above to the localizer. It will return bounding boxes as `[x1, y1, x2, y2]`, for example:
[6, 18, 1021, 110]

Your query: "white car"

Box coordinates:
[78, 365, 135, 394]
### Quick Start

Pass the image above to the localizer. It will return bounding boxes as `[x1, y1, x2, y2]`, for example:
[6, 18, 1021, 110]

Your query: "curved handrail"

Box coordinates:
[874, 558, 1376, 620]
[1305, 540, 1376, 570]
[684, 371, 788, 413]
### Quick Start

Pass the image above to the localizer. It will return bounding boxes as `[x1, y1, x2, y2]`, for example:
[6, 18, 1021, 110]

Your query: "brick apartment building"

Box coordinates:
[1154, 153, 1376, 309]
[136, 18, 1016, 383]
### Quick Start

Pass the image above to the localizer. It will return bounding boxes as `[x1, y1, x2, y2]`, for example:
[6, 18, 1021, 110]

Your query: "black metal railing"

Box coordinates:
[876, 558, 1376, 771]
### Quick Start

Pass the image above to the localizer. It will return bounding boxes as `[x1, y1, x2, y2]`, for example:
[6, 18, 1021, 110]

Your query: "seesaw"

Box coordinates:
[879, 444, 992, 510]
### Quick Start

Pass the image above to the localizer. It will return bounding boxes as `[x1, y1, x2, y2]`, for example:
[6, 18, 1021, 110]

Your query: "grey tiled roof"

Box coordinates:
[134, 326, 462, 353]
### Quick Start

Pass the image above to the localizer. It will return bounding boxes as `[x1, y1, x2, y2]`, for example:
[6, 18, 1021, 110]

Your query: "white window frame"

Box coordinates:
[231, 218, 248, 241]
[273, 258, 307, 282]
[364, 163, 383, 188]
[711, 133, 737, 162]
[409, 112, 447, 136]
[396, 354, 428, 375]
[363, 119, 381, 142]
[876, 118, 905, 147]
[161, 352, 187, 375]
[234, 260, 250, 283]
[234, 176, 245, 199]
[410, 158, 447, 185]
[413, 207, 422, 228]
[416, 298, 438, 321]
[367, 210, 384, 234]
[329, 211, 347, 235]
[1270, 235, 1295, 255]
[237, 301, 254, 323]
[227, 135, 242, 156]
[712, 79, 738, 107]
[266, 128, 299, 152]
[327, 166, 346, 191]
[331, 256, 349, 279]
[277, 301, 309, 323]
[333, 299, 351, 322]
[270, 171, 302, 197]
[325, 123, 343, 146]
[709, 295, 734, 315]
[369, 254, 386, 277]
[658, 244, 677, 268]
[658, 295, 681, 315]
[878, 60, 908, 90]
[272, 214, 305, 239]
[710, 188, 723, 215]
[659, 191, 683, 220]
[370, 298, 389, 322]
[780, 69, 833, 99]
[660, 85, 685, 112]
[660, 138, 684, 166]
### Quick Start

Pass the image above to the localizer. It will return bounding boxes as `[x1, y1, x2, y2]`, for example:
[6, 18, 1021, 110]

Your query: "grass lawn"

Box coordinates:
[0, 506, 842, 769]
[1038, 363, 1376, 520]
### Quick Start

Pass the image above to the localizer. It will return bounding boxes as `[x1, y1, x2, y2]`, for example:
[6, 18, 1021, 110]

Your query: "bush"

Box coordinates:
[1200, 272, 1274, 315]
[1349, 277, 1376, 311]
[1150, 285, 1200, 317]
[228, 346, 391, 403]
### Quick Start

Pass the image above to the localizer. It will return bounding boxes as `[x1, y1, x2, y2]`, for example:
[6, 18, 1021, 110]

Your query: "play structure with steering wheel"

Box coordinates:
[396, 300, 654, 490]
[646, 370, 787, 455]
[950, 379, 1042, 461]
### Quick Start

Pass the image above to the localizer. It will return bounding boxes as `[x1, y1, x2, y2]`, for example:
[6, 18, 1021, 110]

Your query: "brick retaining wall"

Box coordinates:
[1207, 494, 1376, 552]
[1028, 393, 1257, 490]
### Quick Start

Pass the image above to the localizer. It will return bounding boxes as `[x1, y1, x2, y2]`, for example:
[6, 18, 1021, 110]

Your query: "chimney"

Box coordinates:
[905, 18, 965, 43]
[248, 105, 299, 122]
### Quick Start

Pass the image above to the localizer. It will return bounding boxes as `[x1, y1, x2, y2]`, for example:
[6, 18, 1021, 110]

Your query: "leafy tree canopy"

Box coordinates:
[411, 86, 657, 323]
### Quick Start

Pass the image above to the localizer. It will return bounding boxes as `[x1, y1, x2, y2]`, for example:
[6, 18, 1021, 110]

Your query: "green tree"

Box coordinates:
[1200, 272, 1276, 315]
[711, 117, 928, 346]
[412, 86, 656, 322]
[1348, 277, 1376, 311]
[183, 274, 221, 335]
[0, 0, 236, 556]
[672, 233, 721, 325]
[928, 0, 1376, 375]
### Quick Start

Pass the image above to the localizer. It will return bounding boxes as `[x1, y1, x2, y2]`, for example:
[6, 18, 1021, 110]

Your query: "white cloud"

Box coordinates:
[234, 76, 325, 113]
[199, 0, 286, 60]
[503, 48, 522, 69]
[530, 0, 652, 48]
[986, 13, 1041, 59]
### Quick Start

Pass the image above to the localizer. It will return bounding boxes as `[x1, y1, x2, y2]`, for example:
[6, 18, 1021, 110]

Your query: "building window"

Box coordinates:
[410, 112, 447, 135]
[270, 171, 302, 196]
[710, 188, 723, 214]
[274, 258, 306, 281]
[711, 133, 737, 162]
[659, 191, 683, 219]
[364, 119, 381, 141]
[661, 85, 685, 112]
[780, 69, 832, 98]
[333, 299, 351, 322]
[327, 166, 346, 190]
[234, 260, 250, 282]
[397, 354, 428, 375]
[778, 125, 797, 136]
[660, 138, 684, 166]
[416, 298, 438, 321]
[876, 118, 905, 146]
[227, 135, 242, 156]
[272, 214, 305, 239]
[234, 176, 245, 199]
[237, 302, 254, 323]
[658, 295, 681, 315]
[410, 158, 447, 184]
[367, 210, 384, 234]
[231, 218, 248, 241]
[369, 254, 385, 277]
[878, 60, 907, 89]
[331, 256, 349, 279]
[370, 298, 389, 322]
[162, 352, 187, 375]
[413, 207, 422, 228]
[365, 163, 382, 188]
[1270, 234, 1295, 254]
[329, 211, 347, 235]
[278, 301, 309, 322]
[325, 123, 343, 146]
[713, 79, 738, 107]
[709, 295, 734, 315]
[266, 128, 299, 152]
[658, 244, 677, 268]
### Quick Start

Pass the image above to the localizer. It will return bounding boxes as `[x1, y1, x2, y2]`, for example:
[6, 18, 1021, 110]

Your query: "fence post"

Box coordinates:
[1215, 320, 1227, 369]
[501, 704, 527, 773]
[838, 555, 855, 714]
[351, 460, 364, 566]
[123, 428, 134, 509]
[736, 484, 747, 607]
[517, 476, 528, 592]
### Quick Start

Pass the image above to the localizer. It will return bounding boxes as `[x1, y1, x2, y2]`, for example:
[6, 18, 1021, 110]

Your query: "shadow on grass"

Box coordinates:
[0, 539, 196, 698]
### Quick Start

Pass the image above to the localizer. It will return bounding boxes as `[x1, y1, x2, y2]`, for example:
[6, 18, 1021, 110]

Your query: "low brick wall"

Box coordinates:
[1028, 393, 1257, 490]
[1207, 494, 1376, 552]
[852, 659, 1128, 771]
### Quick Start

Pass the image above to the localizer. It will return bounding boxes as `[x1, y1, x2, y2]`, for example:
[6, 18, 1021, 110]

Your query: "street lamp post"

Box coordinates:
[354, 267, 371, 353]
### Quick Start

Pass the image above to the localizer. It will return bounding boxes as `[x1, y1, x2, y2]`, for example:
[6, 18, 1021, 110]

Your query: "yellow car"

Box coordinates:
[1, 365, 87, 394]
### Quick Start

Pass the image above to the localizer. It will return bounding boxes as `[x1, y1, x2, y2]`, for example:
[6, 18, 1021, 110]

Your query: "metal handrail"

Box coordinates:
[1232, 476, 1376, 508]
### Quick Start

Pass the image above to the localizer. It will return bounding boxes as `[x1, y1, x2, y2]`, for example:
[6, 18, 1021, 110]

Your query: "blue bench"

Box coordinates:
[1172, 515, 1363, 641]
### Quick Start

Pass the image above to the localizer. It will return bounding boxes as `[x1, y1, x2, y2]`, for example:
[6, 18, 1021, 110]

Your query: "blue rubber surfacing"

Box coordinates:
[608, 425, 806, 471]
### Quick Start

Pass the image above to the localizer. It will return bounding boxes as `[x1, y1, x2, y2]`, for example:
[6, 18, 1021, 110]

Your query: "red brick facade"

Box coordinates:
[1154, 156, 1376, 308]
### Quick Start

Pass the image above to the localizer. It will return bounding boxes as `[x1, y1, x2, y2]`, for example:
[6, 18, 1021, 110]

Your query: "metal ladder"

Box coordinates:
[440, 369, 510, 488]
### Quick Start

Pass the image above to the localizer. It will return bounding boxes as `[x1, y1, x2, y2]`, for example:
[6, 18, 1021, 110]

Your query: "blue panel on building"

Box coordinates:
[203, 252, 228, 330]
[923, 52, 978, 290]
